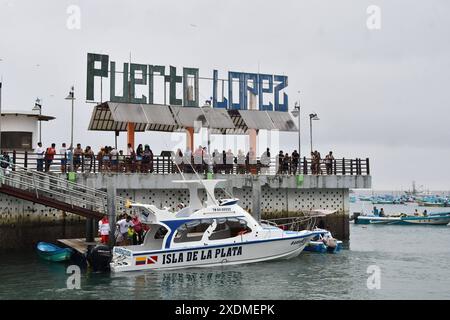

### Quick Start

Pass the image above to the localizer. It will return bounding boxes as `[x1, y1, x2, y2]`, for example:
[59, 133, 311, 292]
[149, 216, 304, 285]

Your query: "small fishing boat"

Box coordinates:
[354, 212, 450, 225]
[37, 242, 73, 262]
[110, 179, 324, 272]
[304, 229, 342, 253]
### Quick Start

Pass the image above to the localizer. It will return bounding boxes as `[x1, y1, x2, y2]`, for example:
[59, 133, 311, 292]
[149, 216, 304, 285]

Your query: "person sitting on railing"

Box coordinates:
[126, 143, 135, 173]
[60, 143, 67, 173]
[291, 150, 299, 175]
[73, 143, 83, 172]
[84, 146, 94, 172]
[44, 143, 56, 172]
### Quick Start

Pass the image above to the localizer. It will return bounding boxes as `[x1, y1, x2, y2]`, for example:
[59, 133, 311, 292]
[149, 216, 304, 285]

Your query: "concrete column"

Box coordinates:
[251, 176, 261, 221]
[127, 122, 135, 149]
[186, 127, 194, 152]
[107, 178, 117, 248]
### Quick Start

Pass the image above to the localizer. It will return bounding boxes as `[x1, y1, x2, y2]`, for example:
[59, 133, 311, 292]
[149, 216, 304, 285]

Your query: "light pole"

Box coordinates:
[309, 113, 319, 153]
[291, 101, 301, 160]
[0, 59, 4, 151]
[32, 98, 42, 142]
[65, 86, 75, 172]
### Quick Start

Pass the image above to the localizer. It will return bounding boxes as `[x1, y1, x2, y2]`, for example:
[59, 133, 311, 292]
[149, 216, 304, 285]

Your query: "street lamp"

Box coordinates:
[309, 113, 319, 153]
[290, 101, 301, 160]
[65, 86, 75, 172]
[32, 98, 42, 143]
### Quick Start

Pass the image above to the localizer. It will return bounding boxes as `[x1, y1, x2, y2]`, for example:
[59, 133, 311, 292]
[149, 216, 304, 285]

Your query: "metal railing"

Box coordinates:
[0, 150, 370, 176]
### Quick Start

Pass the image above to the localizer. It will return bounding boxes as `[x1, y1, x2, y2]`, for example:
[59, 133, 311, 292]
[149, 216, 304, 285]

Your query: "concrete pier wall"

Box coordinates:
[0, 173, 370, 250]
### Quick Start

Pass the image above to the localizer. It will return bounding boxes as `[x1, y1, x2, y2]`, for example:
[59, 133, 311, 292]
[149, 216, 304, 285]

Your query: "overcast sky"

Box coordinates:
[1, 0, 449, 190]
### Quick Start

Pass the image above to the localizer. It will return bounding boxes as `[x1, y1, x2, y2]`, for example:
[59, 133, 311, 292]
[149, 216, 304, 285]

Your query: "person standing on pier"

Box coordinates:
[325, 151, 334, 175]
[44, 143, 56, 172]
[98, 215, 110, 244]
[60, 143, 67, 173]
[291, 150, 299, 175]
[36, 142, 45, 172]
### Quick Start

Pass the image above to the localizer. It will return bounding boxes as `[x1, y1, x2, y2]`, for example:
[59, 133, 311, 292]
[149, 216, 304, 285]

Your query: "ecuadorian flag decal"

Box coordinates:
[135, 257, 146, 266]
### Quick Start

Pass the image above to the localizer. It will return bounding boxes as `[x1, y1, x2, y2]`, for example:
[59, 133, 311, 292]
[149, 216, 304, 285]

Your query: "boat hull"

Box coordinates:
[355, 215, 450, 226]
[111, 233, 317, 272]
[36, 242, 73, 262]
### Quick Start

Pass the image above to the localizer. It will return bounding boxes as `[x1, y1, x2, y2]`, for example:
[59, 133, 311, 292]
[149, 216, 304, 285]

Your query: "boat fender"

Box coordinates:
[86, 245, 112, 272]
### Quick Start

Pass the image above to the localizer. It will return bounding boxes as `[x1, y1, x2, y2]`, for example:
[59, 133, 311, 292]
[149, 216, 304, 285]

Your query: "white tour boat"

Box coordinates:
[110, 179, 324, 272]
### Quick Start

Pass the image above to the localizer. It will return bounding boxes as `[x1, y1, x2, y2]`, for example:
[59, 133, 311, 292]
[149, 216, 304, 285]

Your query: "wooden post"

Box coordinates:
[342, 158, 345, 175]
[186, 127, 194, 153]
[24, 151, 28, 168]
[366, 158, 370, 175]
[127, 122, 135, 150]
[350, 159, 353, 175]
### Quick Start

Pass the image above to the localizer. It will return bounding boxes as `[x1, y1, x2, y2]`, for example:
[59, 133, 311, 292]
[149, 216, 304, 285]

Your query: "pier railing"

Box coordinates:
[0, 150, 370, 176]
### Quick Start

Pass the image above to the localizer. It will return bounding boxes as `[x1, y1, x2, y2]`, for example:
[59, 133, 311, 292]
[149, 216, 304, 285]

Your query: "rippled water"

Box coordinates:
[1, 203, 449, 300]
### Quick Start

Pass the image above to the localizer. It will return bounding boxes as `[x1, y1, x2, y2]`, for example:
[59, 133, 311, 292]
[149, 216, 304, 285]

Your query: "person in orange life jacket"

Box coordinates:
[131, 215, 144, 245]
[44, 143, 56, 172]
[98, 215, 111, 244]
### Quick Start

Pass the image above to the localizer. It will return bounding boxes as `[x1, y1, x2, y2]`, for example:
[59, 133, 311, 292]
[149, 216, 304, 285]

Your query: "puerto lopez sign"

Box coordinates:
[86, 53, 288, 112]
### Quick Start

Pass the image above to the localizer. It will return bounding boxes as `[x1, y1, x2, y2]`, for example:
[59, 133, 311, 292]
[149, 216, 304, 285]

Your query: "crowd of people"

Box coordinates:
[97, 213, 147, 246]
[30, 142, 336, 175]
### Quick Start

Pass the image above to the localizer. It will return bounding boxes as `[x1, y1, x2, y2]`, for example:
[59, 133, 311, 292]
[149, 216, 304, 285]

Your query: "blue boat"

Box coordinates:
[37, 242, 73, 262]
[304, 229, 342, 253]
[354, 212, 450, 225]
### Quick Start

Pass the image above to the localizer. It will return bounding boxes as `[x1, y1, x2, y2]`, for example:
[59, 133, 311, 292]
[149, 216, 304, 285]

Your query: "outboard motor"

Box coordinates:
[86, 245, 112, 272]
[353, 212, 361, 223]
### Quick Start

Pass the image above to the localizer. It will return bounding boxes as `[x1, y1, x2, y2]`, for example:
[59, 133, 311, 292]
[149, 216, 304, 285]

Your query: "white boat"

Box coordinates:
[110, 179, 323, 272]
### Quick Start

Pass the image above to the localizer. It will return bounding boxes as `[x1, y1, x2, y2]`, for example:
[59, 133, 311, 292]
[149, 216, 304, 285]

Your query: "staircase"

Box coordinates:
[0, 159, 126, 219]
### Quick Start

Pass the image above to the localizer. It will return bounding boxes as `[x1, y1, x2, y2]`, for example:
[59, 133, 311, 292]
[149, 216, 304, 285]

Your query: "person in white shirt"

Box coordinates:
[60, 143, 67, 173]
[36, 142, 45, 172]
[116, 215, 133, 245]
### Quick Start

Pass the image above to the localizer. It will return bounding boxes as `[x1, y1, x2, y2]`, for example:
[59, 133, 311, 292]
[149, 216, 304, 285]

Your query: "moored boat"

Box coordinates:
[37, 242, 73, 262]
[110, 179, 324, 272]
[304, 229, 342, 253]
[354, 212, 450, 225]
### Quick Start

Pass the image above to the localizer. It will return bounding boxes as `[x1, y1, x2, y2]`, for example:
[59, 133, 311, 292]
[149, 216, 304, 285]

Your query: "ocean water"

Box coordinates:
[0, 202, 449, 300]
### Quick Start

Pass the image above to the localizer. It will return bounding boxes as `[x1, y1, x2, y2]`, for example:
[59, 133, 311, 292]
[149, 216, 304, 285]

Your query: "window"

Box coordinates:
[209, 218, 252, 240]
[173, 219, 213, 243]
[1, 132, 33, 150]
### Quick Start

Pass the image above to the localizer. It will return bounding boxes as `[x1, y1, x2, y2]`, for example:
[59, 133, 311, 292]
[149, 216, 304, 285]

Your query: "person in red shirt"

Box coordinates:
[98, 215, 110, 244]
[44, 143, 56, 172]
[132, 215, 143, 245]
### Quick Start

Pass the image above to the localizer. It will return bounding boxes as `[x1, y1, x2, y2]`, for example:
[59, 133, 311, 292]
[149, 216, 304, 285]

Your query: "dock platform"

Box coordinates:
[57, 238, 100, 255]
